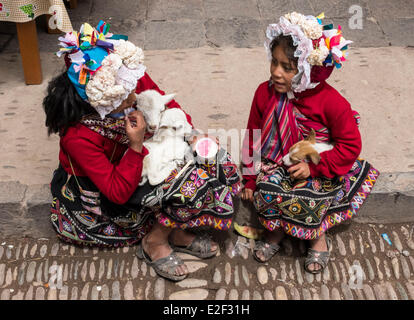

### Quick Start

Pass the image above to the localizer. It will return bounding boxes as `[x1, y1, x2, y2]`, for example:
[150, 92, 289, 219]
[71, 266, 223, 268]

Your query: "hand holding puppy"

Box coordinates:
[287, 162, 310, 180]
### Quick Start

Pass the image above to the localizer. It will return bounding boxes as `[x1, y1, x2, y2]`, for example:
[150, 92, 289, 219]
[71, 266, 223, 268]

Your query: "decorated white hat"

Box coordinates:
[265, 12, 352, 93]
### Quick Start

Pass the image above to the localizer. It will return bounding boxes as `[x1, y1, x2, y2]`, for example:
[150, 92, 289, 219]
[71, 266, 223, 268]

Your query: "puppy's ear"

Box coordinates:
[308, 150, 321, 165]
[306, 129, 316, 144]
[162, 93, 176, 106]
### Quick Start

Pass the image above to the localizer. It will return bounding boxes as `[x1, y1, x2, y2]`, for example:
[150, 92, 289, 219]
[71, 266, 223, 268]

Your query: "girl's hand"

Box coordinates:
[241, 187, 254, 202]
[287, 162, 311, 180]
[125, 110, 146, 153]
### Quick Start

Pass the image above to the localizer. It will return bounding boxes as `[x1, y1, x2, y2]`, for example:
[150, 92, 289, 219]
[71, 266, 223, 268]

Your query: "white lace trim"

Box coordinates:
[265, 16, 321, 93]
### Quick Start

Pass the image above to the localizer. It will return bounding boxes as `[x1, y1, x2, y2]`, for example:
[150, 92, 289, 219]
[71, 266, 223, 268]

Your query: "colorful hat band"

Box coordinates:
[57, 20, 146, 118]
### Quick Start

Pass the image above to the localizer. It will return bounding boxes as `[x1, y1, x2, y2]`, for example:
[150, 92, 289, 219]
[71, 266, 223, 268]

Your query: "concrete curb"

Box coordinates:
[0, 171, 413, 238]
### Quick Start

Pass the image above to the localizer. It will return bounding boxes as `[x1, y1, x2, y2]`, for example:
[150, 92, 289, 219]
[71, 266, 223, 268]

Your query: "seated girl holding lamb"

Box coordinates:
[44, 21, 241, 281]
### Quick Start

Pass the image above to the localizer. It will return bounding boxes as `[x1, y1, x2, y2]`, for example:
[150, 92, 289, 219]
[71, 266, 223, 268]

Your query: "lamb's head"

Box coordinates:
[159, 108, 193, 137]
[135, 90, 176, 133]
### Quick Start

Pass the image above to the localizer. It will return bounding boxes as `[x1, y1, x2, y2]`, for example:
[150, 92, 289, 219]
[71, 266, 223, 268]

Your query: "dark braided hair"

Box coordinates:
[43, 71, 96, 136]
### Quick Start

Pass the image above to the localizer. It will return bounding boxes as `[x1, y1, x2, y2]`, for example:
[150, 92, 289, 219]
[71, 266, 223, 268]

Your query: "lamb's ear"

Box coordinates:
[162, 93, 176, 106]
[308, 150, 321, 165]
[306, 128, 316, 144]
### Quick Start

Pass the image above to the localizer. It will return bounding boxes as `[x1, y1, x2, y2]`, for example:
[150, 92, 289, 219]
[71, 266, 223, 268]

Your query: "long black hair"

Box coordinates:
[43, 71, 96, 136]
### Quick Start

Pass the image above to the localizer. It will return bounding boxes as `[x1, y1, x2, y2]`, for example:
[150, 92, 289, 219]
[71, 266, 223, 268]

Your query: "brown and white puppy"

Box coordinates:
[282, 129, 334, 167]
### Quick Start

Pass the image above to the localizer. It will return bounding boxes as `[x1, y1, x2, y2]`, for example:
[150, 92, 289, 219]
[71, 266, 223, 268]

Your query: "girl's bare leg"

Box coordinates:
[142, 222, 188, 276]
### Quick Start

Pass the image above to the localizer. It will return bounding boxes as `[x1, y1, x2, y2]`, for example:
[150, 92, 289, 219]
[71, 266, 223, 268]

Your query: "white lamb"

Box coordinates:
[136, 90, 194, 186]
[135, 89, 176, 133]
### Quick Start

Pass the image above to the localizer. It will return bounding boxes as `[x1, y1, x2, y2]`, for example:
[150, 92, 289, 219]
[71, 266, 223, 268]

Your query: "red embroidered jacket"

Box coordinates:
[59, 72, 193, 204]
[242, 80, 362, 191]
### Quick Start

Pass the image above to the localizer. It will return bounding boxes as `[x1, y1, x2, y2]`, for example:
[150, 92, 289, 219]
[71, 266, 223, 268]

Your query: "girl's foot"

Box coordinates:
[305, 234, 330, 273]
[142, 230, 188, 277]
[253, 228, 285, 262]
[169, 229, 219, 258]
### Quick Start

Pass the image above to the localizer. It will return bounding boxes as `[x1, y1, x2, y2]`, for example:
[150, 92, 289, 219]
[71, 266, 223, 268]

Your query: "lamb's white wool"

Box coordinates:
[136, 90, 194, 186]
[141, 128, 193, 186]
[135, 90, 176, 132]
[159, 108, 193, 137]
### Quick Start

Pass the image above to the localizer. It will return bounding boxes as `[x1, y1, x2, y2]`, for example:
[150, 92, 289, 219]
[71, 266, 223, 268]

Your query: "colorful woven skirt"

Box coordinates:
[254, 158, 379, 240]
[50, 166, 153, 247]
[49, 149, 241, 247]
[129, 148, 241, 231]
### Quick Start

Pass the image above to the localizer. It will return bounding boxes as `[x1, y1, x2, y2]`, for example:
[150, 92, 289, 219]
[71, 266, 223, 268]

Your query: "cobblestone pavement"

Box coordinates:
[1, 222, 413, 300]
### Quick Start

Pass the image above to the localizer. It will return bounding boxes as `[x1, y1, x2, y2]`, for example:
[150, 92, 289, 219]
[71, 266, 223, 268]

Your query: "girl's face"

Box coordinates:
[270, 45, 298, 93]
[110, 91, 136, 114]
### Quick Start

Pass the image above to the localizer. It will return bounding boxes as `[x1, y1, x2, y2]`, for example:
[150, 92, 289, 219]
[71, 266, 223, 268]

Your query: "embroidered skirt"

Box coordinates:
[128, 148, 241, 231]
[254, 158, 379, 240]
[50, 166, 153, 247]
[49, 149, 241, 247]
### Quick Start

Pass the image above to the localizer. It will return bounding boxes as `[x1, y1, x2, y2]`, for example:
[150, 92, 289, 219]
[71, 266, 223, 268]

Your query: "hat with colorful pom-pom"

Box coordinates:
[265, 12, 352, 94]
[57, 20, 146, 119]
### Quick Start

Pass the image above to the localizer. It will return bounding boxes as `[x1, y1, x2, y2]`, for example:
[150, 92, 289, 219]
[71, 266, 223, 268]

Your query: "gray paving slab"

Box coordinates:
[147, 0, 204, 21]
[377, 17, 414, 47]
[308, 0, 369, 18]
[204, 0, 261, 20]
[145, 20, 207, 50]
[89, 0, 148, 21]
[2, 0, 414, 53]
[365, 0, 414, 18]
[325, 17, 390, 47]
[257, 0, 308, 19]
[205, 18, 264, 48]
[0, 181, 27, 205]
[110, 19, 146, 45]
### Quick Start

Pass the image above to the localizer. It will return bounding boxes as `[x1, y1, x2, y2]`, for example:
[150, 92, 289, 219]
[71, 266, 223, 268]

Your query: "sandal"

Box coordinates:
[253, 240, 281, 262]
[136, 243, 188, 281]
[169, 233, 218, 259]
[304, 236, 332, 274]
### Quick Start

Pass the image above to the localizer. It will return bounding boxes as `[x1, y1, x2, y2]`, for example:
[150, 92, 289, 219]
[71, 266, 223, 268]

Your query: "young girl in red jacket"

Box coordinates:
[44, 21, 240, 281]
[241, 12, 379, 273]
